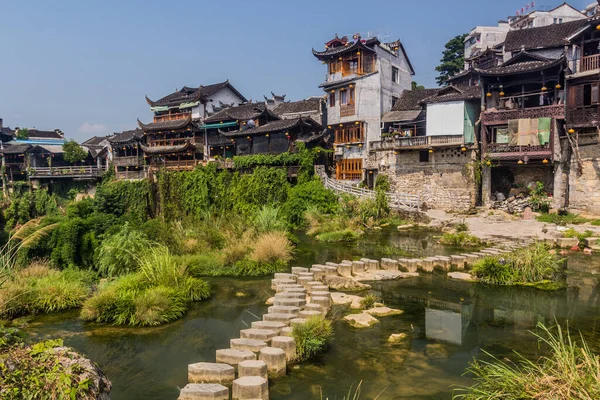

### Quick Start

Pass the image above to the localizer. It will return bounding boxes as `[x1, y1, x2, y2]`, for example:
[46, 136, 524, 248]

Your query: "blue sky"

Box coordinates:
[0, 0, 592, 140]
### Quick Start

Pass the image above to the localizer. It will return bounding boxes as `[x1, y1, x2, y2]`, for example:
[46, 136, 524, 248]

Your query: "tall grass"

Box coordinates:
[439, 232, 481, 247]
[454, 323, 600, 399]
[292, 316, 333, 362]
[250, 231, 293, 264]
[96, 223, 152, 277]
[253, 205, 287, 233]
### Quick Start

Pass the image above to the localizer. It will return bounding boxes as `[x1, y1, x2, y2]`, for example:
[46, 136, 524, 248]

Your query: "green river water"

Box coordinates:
[21, 229, 600, 399]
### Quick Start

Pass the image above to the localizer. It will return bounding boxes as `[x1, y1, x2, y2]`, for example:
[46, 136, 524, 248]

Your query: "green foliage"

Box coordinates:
[253, 205, 287, 234]
[411, 81, 425, 90]
[0, 338, 100, 400]
[94, 179, 151, 222]
[62, 140, 88, 164]
[4, 190, 59, 228]
[536, 212, 589, 226]
[455, 219, 469, 233]
[97, 223, 152, 277]
[454, 323, 600, 400]
[374, 174, 390, 192]
[316, 229, 363, 243]
[529, 181, 550, 212]
[472, 243, 562, 286]
[282, 179, 338, 228]
[15, 128, 28, 139]
[590, 219, 600, 226]
[439, 232, 481, 247]
[360, 294, 377, 310]
[292, 316, 333, 362]
[0, 326, 25, 350]
[562, 228, 593, 247]
[435, 33, 467, 86]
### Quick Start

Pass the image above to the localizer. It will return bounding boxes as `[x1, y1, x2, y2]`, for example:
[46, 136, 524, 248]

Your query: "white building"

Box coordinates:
[464, 22, 510, 69]
[312, 34, 413, 181]
[508, 3, 586, 30]
[582, 1, 599, 17]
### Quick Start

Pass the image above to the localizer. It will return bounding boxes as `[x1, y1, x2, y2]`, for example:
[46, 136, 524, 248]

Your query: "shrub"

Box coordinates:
[250, 231, 293, 264]
[374, 174, 391, 192]
[292, 316, 333, 362]
[439, 232, 481, 247]
[0, 326, 25, 350]
[472, 257, 514, 285]
[133, 286, 188, 326]
[455, 219, 469, 233]
[282, 179, 338, 228]
[97, 223, 152, 277]
[232, 259, 287, 277]
[453, 323, 600, 399]
[529, 181, 550, 212]
[316, 229, 363, 243]
[177, 253, 225, 277]
[360, 294, 377, 310]
[253, 205, 287, 233]
[536, 212, 589, 226]
[562, 228, 593, 247]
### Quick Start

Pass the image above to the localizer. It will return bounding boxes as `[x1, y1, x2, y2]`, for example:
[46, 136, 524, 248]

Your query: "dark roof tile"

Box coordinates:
[108, 128, 144, 144]
[421, 86, 481, 104]
[391, 89, 438, 111]
[273, 98, 322, 115]
[204, 103, 278, 123]
[504, 19, 589, 52]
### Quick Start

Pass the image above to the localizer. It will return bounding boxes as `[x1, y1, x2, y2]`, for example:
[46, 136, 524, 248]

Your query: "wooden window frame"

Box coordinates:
[392, 66, 399, 83]
[333, 122, 364, 144]
[329, 91, 336, 107]
[336, 158, 363, 180]
[340, 89, 348, 105]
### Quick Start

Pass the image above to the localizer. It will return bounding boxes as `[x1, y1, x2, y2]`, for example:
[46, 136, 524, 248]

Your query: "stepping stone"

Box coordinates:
[297, 276, 313, 287]
[303, 303, 324, 313]
[188, 362, 235, 385]
[263, 313, 296, 323]
[271, 336, 297, 361]
[310, 296, 331, 311]
[352, 260, 366, 275]
[310, 290, 331, 298]
[320, 265, 338, 275]
[361, 258, 379, 271]
[337, 263, 352, 277]
[251, 320, 287, 333]
[280, 326, 293, 336]
[289, 318, 307, 327]
[282, 287, 307, 294]
[299, 310, 322, 319]
[310, 285, 329, 292]
[419, 257, 436, 273]
[230, 338, 268, 353]
[558, 237, 579, 248]
[267, 306, 301, 315]
[178, 383, 229, 400]
[232, 376, 269, 400]
[259, 347, 287, 378]
[381, 258, 399, 271]
[274, 273, 296, 280]
[274, 298, 306, 307]
[325, 262, 339, 267]
[237, 360, 268, 380]
[450, 255, 466, 270]
[364, 306, 403, 317]
[460, 254, 480, 266]
[448, 271, 478, 282]
[240, 328, 278, 342]
[433, 256, 451, 271]
[271, 279, 295, 290]
[215, 349, 255, 367]
[291, 267, 308, 274]
[275, 284, 303, 293]
[297, 272, 314, 278]
[480, 249, 501, 255]
[304, 281, 322, 293]
[275, 292, 306, 300]
[404, 259, 419, 273]
[343, 313, 380, 328]
[309, 267, 325, 281]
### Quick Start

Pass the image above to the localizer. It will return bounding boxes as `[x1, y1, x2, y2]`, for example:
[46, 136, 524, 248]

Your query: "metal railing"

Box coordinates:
[29, 165, 107, 178]
[370, 135, 463, 151]
[318, 169, 420, 211]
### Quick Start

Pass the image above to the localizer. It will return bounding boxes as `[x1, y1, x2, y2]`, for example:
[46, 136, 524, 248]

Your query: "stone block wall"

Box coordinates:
[377, 148, 477, 211]
[568, 141, 600, 213]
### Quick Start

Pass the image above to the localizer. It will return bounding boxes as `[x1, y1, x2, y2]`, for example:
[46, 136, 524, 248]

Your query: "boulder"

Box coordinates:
[447, 272, 478, 282]
[364, 306, 403, 317]
[343, 313, 380, 328]
[387, 333, 408, 344]
[322, 275, 370, 292]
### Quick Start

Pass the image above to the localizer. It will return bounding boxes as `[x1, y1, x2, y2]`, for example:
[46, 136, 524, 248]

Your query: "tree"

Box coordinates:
[411, 81, 425, 91]
[435, 34, 467, 86]
[15, 128, 28, 140]
[62, 140, 88, 164]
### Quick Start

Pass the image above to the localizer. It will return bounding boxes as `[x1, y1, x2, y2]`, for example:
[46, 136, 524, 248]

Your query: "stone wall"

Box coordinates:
[567, 140, 600, 214]
[376, 148, 477, 211]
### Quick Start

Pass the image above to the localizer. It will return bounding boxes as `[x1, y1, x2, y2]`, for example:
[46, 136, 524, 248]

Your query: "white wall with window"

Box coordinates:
[426, 101, 465, 137]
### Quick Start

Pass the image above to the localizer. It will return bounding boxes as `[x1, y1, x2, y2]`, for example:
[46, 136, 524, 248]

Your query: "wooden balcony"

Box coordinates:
[29, 166, 107, 179]
[153, 112, 191, 123]
[482, 104, 564, 125]
[581, 54, 600, 73]
[340, 103, 355, 117]
[370, 135, 464, 151]
[113, 156, 142, 167]
[567, 105, 600, 127]
[485, 143, 552, 161]
[148, 138, 195, 147]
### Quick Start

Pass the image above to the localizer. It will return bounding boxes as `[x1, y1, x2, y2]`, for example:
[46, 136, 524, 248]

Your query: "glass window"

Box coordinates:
[340, 90, 348, 105]
[392, 96, 399, 107]
[392, 66, 399, 83]
[329, 91, 336, 107]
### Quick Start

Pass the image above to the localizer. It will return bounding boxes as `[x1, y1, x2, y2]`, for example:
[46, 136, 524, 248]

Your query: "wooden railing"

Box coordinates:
[318, 170, 420, 211]
[29, 166, 107, 178]
[482, 104, 564, 125]
[340, 103, 355, 117]
[581, 54, 600, 72]
[159, 159, 201, 170]
[153, 112, 191, 123]
[113, 156, 141, 167]
[370, 135, 463, 151]
[485, 143, 552, 161]
[149, 138, 194, 147]
[567, 105, 600, 127]
[116, 170, 146, 180]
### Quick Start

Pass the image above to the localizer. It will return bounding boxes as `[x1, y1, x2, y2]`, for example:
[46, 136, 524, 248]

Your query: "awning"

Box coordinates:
[200, 121, 238, 129]
[150, 106, 169, 112]
[179, 101, 200, 109]
[382, 110, 421, 123]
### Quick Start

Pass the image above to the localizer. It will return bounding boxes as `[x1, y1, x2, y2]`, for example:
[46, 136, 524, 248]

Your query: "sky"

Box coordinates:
[0, 0, 593, 141]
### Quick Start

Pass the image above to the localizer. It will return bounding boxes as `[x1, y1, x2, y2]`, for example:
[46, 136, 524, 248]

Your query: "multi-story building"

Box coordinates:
[312, 34, 413, 181]
[464, 22, 510, 69]
[508, 3, 586, 30]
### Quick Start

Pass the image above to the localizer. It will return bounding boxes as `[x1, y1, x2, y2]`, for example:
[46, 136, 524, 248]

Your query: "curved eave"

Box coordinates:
[140, 141, 195, 154]
[145, 95, 156, 106]
[137, 115, 194, 132]
[312, 41, 374, 60]
[475, 57, 565, 77]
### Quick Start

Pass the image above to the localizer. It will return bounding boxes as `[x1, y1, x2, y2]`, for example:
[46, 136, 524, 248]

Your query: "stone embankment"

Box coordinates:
[178, 268, 331, 400]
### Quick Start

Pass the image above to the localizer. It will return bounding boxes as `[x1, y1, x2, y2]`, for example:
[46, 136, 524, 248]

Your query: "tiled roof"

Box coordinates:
[108, 128, 144, 144]
[204, 103, 278, 123]
[318, 72, 378, 89]
[391, 89, 439, 111]
[0, 143, 30, 155]
[1, 127, 14, 138]
[82, 135, 110, 146]
[82, 145, 107, 158]
[140, 141, 195, 154]
[221, 117, 321, 137]
[137, 116, 197, 132]
[273, 98, 322, 115]
[422, 85, 481, 104]
[476, 58, 563, 76]
[26, 129, 63, 139]
[312, 38, 378, 59]
[146, 80, 247, 107]
[504, 19, 589, 52]
[382, 110, 423, 123]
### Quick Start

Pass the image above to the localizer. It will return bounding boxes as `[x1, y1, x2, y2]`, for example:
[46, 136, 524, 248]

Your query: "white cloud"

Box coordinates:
[78, 122, 108, 135]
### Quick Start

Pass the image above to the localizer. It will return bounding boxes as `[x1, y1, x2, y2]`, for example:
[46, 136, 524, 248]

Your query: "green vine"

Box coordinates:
[464, 154, 496, 186]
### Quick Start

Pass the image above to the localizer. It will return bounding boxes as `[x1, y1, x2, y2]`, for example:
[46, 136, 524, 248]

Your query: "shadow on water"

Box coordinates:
[21, 230, 600, 400]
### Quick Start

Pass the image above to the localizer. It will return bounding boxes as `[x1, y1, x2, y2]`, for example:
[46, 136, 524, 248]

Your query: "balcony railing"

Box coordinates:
[116, 170, 147, 180]
[113, 156, 142, 167]
[581, 54, 600, 73]
[340, 103, 355, 117]
[153, 112, 191, 123]
[151, 159, 202, 171]
[29, 166, 107, 178]
[148, 138, 195, 147]
[482, 104, 564, 125]
[370, 135, 464, 151]
[567, 105, 600, 127]
[485, 143, 552, 161]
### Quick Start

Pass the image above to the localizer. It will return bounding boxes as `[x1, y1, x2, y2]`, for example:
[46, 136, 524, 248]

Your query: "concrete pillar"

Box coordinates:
[258, 347, 287, 378]
[215, 349, 255, 367]
[237, 360, 268, 380]
[271, 336, 296, 362]
[232, 376, 269, 400]
[482, 165, 492, 206]
[179, 383, 229, 400]
[188, 363, 235, 385]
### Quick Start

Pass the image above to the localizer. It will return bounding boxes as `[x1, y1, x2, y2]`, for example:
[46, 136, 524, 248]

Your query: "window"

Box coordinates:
[392, 66, 399, 83]
[336, 158, 363, 180]
[334, 122, 364, 143]
[419, 150, 429, 163]
[329, 61, 339, 74]
[349, 88, 355, 104]
[349, 59, 358, 74]
[392, 96, 399, 107]
[329, 91, 336, 107]
[340, 90, 348, 105]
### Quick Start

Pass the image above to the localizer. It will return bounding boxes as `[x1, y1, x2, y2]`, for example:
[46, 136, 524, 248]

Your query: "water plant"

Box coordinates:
[453, 323, 600, 399]
[439, 231, 481, 247]
[360, 294, 377, 310]
[292, 316, 333, 362]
